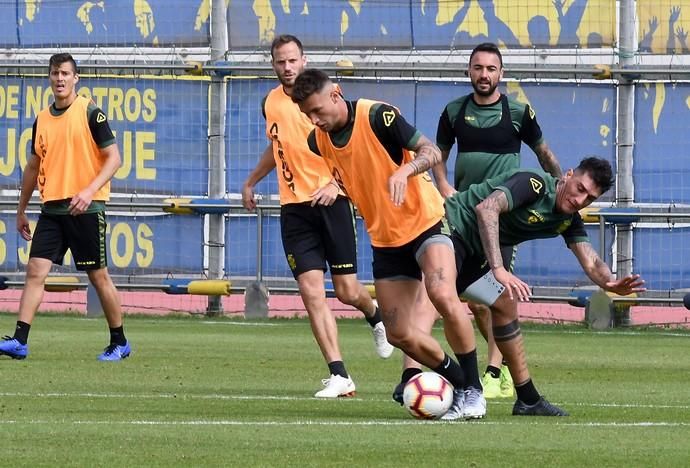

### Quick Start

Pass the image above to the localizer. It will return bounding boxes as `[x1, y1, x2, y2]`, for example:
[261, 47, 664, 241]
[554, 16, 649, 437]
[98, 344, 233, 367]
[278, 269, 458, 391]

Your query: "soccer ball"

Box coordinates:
[402, 372, 454, 419]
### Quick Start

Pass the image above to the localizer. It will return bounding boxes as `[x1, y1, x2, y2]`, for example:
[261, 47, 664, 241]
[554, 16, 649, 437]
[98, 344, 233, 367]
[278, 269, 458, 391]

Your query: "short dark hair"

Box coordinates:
[49, 53, 78, 74]
[469, 42, 503, 68]
[270, 34, 304, 60]
[291, 68, 331, 104]
[576, 157, 614, 194]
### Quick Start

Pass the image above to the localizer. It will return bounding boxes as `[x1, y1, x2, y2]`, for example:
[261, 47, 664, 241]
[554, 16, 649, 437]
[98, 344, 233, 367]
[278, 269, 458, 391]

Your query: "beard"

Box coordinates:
[277, 65, 304, 89]
[278, 74, 295, 88]
[471, 79, 497, 97]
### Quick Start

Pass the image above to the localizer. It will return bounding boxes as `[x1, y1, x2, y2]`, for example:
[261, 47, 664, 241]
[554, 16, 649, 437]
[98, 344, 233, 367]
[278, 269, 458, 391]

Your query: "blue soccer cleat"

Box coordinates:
[0, 336, 29, 360]
[97, 341, 131, 361]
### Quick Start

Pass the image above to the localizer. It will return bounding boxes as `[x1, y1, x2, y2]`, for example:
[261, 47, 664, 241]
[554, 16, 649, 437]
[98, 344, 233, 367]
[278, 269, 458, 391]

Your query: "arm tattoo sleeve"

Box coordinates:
[535, 143, 563, 178]
[476, 191, 508, 270]
[409, 145, 441, 175]
[575, 242, 614, 288]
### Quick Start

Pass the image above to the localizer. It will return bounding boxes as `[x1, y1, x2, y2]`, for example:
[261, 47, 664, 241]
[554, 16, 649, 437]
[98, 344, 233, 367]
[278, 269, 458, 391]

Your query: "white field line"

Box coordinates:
[185, 321, 690, 336]
[2, 419, 690, 427]
[204, 322, 690, 336]
[0, 392, 339, 401]
[1, 391, 690, 410]
[530, 329, 690, 338]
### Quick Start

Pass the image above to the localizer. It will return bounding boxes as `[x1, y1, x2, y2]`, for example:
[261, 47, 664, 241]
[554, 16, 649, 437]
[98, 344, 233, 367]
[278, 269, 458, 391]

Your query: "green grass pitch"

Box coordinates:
[1, 312, 689, 467]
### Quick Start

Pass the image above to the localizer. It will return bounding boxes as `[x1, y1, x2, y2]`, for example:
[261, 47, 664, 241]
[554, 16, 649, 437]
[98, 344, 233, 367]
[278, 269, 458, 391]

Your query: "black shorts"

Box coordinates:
[372, 219, 452, 281]
[453, 233, 516, 294]
[30, 211, 108, 271]
[280, 196, 358, 279]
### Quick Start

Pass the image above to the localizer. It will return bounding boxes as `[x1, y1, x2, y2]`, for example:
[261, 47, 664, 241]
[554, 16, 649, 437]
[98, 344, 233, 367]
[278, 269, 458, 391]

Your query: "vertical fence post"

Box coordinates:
[244, 207, 269, 318]
[614, 0, 636, 326]
[206, 0, 228, 316]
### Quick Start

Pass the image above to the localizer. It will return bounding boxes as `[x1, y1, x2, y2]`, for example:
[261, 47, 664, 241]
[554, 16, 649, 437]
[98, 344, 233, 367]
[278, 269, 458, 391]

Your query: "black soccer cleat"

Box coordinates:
[392, 381, 405, 405]
[512, 396, 569, 416]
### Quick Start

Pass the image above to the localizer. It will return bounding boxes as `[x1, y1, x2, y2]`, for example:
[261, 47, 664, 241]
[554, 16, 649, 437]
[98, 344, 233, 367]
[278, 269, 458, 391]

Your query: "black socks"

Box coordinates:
[515, 378, 540, 405]
[13, 321, 31, 345]
[109, 326, 127, 346]
[485, 365, 501, 379]
[328, 360, 348, 378]
[365, 306, 383, 328]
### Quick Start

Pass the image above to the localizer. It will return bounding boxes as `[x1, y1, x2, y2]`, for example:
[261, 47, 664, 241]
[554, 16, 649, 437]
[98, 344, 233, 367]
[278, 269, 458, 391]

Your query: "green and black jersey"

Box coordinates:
[436, 93, 543, 191]
[445, 168, 589, 258]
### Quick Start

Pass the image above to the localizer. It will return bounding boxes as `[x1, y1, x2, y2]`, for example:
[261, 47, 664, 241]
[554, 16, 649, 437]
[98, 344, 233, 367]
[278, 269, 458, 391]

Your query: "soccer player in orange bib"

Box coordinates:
[0, 53, 129, 361]
[242, 35, 393, 399]
[291, 68, 485, 420]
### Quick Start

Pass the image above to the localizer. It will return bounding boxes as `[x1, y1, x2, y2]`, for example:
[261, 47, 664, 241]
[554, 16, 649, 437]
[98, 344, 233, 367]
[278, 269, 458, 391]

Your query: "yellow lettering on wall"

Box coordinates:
[5, 85, 19, 119]
[136, 131, 156, 180]
[91, 87, 108, 110]
[136, 223, 154, 267]
[0, 220, 6, 265]
[113, 130, 131, 179]
[124, 88, 141, 122]
[110, 222, 134, 268]
[35, 86, 158, 123]
[108, 88, 125, 121]
[25, 85, 53, 118]
[0, 128, 16, 177]
[78, 87, 91, 102]
[0, 87, 5, 118]
[113, 131, 156, 181]
[142, 88, 157, 122]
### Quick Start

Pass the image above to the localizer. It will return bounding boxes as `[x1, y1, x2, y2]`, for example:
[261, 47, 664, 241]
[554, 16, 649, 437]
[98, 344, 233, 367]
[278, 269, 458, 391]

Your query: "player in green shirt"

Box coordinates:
[435, 42, 562, 399]
[444, 157, 645, 415]
[393, 42, 563, 406]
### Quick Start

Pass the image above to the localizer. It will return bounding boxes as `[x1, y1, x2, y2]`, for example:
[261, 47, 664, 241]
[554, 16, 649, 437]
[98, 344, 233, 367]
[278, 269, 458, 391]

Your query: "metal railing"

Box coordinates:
[3, 198, 690, 307]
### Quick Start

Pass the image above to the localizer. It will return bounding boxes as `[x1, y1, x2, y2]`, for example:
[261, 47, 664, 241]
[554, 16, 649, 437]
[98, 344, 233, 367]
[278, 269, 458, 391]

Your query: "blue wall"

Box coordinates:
[0, 1, 620, 49]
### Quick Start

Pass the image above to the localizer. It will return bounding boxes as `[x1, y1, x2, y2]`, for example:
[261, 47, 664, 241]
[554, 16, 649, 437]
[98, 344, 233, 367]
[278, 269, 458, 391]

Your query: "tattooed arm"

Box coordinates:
[475, 190, 508, 272]
[475, 189, 531, 301]
[533, 141, 563, 178]
[405, 135, 442, 175]
[388, 134, 441, 206]
[570, 241, 646, 295]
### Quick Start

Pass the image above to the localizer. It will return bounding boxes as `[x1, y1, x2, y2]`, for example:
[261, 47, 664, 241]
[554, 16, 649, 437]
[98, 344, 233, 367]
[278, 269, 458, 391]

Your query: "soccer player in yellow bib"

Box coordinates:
[0, 53, 129, 362]
[242, 35, 393, 399]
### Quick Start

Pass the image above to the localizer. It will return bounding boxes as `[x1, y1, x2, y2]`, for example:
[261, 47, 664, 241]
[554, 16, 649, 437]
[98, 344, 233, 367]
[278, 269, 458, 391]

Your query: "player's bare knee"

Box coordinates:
[468, 302, 490, 318]
[386, 329, 413, 350]
[299, 288, 326, 309]
[24, 261, 51, 284]
[491, 295, 518, 322]
[426, 287, 459, 318]
[334, 284, 359, 306]
[87, 269, 112, 290]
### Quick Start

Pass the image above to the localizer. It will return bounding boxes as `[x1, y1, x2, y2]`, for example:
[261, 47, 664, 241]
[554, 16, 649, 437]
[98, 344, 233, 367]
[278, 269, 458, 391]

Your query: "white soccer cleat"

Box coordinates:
[372, 322, 394, 359]
[462, 387, 487, 420]
[440, 388, 465, 420]
[314, 374, 356, 398]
